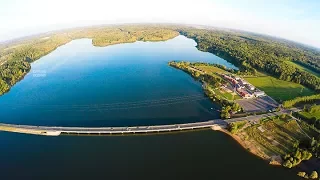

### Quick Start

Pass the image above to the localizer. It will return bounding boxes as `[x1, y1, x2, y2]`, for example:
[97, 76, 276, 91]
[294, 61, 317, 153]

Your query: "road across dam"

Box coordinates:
[0, 111, 286, 136]
[0, 120, 228, 136]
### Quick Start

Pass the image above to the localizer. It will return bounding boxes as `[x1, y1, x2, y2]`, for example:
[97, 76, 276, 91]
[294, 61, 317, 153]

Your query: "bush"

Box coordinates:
[309, 171, 318, 179]
[283, 160, 293, 168]
[297, 171, 306, 178]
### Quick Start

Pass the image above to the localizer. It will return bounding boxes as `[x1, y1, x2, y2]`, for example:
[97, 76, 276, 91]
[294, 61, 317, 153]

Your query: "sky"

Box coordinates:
[0, 0, 319, 48]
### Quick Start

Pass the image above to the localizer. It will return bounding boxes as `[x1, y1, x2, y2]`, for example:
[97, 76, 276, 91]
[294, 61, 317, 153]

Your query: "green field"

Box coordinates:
[207, 86, 241, 101]
[285, 61, 320, 77]
[195, 65, 228, 74]
[244, 76, 315, 101]
[299, 105, 320, 120]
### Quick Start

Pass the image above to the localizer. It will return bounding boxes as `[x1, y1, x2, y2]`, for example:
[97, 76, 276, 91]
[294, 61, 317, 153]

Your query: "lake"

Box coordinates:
[0, 35, 236, 126]
[0, 35, 299, 179]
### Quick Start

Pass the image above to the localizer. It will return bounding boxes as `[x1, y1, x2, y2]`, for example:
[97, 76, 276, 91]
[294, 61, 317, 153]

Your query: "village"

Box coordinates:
[183, 63, 279, 113]
[221, 73, 266, 99]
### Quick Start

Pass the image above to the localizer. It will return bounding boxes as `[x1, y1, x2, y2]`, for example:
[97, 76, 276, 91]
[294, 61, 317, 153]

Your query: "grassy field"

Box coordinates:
[299, 111, 320, 120]
[299, 105, 320, 120]
[285, 61, 320, 77]
[244, 76, 315, 101]
[208, 86, 241, 101]
[195, 65, 228, 74]
[244, 116, 309, 156]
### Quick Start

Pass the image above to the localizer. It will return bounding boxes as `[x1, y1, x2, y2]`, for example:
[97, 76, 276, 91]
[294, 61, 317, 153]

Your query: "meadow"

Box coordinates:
[299, 105, 320, 120]
[244, 76, 315, 102]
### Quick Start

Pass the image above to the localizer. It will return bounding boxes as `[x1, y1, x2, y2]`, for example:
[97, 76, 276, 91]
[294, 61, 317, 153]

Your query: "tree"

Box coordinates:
[309, 171, 318, 179]
[194, 71, 201, 77]
[297, 171, 306, 178]
[311, 137, 317, 149]
[283, 160, 293, 168]
[301, 150, 312, 160]
[294, 149, 302, 160]
[293, 140, 300, 149]
[232, 103, 240, 112]
[221, 106, 231, 119]
[280, 113, 286, 119]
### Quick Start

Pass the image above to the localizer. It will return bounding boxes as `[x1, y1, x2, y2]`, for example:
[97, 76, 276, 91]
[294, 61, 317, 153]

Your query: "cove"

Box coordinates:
[0, 35, 236, 127]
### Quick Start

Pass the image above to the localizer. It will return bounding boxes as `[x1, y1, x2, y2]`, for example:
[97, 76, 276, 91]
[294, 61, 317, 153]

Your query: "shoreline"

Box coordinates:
[215, 127, 282, 166]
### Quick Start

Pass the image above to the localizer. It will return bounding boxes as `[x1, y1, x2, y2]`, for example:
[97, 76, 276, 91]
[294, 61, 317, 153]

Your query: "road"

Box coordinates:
[0, 110, 292, 136]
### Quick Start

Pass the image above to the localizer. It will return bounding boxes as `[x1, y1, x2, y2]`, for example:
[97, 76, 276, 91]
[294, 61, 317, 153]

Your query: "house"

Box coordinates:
[254, 91, 266, 97]
[222, 74, 238, 85]
[239, 79, 248, 85]
[235, 84, 243, 90]
[246, 84, 255, 91]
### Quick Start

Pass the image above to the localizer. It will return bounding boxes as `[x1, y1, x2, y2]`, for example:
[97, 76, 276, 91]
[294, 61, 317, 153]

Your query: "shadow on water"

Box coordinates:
[0, 130, 300, 180]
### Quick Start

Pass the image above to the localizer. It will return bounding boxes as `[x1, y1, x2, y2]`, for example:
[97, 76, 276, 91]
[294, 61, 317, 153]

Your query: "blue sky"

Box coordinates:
[0, 0, 319, 48]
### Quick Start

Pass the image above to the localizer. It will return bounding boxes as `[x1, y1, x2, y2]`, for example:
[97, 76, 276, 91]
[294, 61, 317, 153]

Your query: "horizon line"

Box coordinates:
[1, 22, 319, 51]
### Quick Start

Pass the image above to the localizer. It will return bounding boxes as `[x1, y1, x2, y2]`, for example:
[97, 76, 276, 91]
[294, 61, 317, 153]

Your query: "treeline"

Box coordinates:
[0, 25, 179, 96]
[294, 105, 320, 130]
[283, 148, 312, 168]
[90, 27, 178, 46]
[293, 60, 320, 76]
[227, 121, 247, 134]
[185, 62, 238, 74]
[283, 137, 320, 169]
[0, 59, 30, 95]
[283, 94, 320, 108]
[178, 28, 320, 91]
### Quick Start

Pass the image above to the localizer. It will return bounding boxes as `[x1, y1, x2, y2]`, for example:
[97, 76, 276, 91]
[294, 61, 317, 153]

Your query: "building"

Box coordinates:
[237, 89, 254, 99]
[222, 74, 238, 85]
[254, 91, 266, 97]
[239, 79, 248, 85]
[246, 84, 255, 91]
[235, 84, 243, 90]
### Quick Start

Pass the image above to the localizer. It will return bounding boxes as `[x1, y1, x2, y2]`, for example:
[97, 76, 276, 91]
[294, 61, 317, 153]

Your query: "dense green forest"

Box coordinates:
[0, 25, 179, 95]
[177, 28, 320, 92]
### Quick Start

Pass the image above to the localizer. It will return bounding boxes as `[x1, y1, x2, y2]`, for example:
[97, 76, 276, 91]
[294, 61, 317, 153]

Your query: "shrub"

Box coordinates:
[297, 172, 306, 178]
[283, 160, 293, 168]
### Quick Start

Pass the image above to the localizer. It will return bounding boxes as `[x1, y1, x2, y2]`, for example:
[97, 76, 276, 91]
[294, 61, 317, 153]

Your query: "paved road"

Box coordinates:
[0, 110, 291, 136]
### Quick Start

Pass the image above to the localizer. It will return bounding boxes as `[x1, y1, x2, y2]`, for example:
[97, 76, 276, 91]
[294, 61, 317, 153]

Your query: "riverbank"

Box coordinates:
[168, 61, 242, 115]
[217, 114, 320, 179]
[216, 127, 282, 165]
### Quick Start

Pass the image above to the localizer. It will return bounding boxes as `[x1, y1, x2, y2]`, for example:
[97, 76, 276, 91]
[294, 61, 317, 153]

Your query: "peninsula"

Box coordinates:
[168, 60, 320, 178]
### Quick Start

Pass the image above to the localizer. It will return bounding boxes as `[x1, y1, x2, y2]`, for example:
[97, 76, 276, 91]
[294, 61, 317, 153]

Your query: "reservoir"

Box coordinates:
[0, 35, 235, 126]
[0, 36, 299, 179]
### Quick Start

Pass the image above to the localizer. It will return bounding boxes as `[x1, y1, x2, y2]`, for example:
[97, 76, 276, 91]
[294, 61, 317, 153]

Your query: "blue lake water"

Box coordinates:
[0, 35, 236, 126]
[0, 35, 300, 180]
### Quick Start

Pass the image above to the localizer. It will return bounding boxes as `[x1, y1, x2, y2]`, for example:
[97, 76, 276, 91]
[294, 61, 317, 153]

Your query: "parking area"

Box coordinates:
[235, 96, 279, 113]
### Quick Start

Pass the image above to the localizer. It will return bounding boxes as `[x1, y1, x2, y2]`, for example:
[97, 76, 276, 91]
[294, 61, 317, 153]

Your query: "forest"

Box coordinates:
[177, 28, 320, 92]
